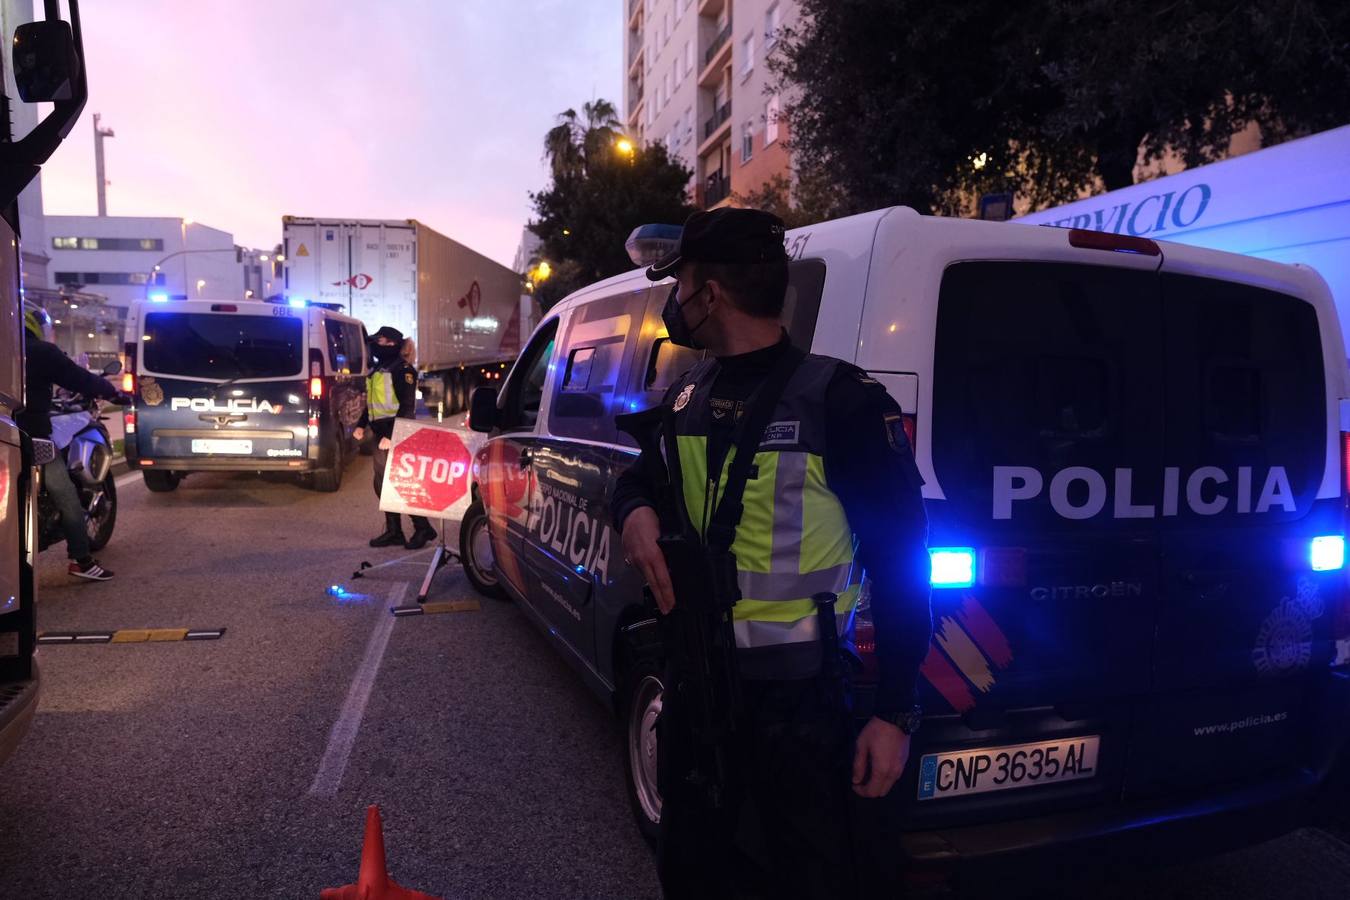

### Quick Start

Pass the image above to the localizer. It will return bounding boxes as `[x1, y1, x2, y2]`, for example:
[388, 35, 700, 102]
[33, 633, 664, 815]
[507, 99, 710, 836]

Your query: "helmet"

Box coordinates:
[22, 302, 53, 343]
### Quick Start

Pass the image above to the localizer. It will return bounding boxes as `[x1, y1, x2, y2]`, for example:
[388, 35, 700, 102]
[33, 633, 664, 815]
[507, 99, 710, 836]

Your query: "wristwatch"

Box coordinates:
[876, 704, 923, 735]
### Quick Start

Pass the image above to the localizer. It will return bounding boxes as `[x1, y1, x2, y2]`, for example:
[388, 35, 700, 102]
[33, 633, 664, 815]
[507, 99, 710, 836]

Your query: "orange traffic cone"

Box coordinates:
[320, 805, 441, 900]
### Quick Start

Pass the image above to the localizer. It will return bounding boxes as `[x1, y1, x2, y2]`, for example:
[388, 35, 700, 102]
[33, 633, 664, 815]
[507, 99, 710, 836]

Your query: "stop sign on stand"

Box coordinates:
[378, 418, 475, 520]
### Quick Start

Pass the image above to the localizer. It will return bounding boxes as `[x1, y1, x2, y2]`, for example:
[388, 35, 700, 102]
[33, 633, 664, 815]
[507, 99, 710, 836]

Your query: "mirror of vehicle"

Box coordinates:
[469, 386, 498, 433]
[12, 20, 80, 103]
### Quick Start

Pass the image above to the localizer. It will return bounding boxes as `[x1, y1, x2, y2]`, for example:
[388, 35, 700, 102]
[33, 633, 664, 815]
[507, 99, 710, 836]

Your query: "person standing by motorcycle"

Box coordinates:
[352, 326, 437, 550]
[17, 307, 127, 581]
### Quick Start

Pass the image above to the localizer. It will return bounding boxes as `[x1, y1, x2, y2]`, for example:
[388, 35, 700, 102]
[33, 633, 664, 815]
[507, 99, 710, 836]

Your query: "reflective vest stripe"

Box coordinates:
[365, 370, 399, 420]
[733, 595, 859, 648]
[736, 562, 855, 603]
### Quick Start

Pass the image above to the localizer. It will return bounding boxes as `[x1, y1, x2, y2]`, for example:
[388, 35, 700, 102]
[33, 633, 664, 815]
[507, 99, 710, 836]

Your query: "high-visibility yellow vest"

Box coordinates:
[667, 354, 860, 679]
[365, 370, 400, 420]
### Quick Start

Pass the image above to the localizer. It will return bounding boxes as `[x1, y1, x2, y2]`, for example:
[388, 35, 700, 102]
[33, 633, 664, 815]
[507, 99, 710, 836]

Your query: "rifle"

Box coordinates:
[616, 345, 804, 812]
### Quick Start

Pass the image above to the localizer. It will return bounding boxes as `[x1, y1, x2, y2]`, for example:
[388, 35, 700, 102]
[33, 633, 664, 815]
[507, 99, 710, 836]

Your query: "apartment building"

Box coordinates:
[624, 0, 798, 208]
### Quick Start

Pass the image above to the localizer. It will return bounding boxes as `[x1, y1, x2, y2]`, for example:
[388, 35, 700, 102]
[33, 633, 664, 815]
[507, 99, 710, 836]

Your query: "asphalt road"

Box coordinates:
[2, 455, 1350, 899]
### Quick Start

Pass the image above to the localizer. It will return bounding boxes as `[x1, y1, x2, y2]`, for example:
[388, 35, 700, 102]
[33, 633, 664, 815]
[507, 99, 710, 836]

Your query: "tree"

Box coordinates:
[771, 0, 1350, 216]
[529, 101, 697, 309]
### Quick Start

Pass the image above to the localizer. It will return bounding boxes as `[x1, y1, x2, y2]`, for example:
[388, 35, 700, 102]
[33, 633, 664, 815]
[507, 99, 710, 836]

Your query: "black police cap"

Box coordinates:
[646, 207, 789, 281]
[372, 326, 404, 344]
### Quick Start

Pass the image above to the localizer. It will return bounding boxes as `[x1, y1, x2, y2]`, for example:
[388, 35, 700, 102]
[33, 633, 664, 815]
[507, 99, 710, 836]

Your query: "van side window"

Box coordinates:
[324, 318, 347, 372]
[548, 292, 645, 443]
[646, 337, 702, 393]
[783, 258, 827, 349]
[341, 322, 366, 373]
[500, 319, 559, 431]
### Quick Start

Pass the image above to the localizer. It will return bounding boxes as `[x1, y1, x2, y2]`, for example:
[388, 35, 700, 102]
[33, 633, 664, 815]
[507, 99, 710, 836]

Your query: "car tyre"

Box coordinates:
[621, 656, 664, 845]
[142, 470, 180, 492]
[459, 497, 506, 600]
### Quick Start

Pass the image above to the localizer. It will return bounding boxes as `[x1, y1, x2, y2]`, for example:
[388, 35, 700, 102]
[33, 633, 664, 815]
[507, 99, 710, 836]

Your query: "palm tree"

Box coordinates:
[543, 99, 624, 181]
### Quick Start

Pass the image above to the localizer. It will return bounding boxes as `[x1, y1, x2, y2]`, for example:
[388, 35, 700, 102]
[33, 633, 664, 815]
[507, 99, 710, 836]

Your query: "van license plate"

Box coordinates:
[917, 735, 1100, 801]
[191, 439, 253, 454]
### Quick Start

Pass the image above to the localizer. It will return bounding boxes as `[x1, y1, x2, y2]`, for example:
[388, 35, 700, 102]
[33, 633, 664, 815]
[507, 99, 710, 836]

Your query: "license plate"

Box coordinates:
[191, 439, 253, 454]
[917, 735, 1100, 801]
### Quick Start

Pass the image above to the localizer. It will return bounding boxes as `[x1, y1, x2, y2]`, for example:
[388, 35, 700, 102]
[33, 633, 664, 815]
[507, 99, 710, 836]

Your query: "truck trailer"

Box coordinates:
[281, 217, 535, 411]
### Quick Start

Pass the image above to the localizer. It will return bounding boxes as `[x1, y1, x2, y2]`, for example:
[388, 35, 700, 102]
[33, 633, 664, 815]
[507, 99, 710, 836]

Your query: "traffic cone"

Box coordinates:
[320, 805, 441, 900]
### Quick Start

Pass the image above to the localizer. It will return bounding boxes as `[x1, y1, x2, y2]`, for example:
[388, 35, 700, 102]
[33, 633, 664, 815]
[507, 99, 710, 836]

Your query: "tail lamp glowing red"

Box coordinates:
[310, 376, 323, 400]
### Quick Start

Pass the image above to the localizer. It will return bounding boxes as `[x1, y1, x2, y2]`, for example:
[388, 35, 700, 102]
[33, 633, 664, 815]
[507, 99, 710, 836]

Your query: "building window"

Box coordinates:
[685, 39, 694, 77]
[765, 2, 782, 49]
[741, 33, 755, 76]
[51, 236, 165, 252]
[766, 94, 781, 145]
[55, 271, 166, 286]
[741, 121, 755, 163]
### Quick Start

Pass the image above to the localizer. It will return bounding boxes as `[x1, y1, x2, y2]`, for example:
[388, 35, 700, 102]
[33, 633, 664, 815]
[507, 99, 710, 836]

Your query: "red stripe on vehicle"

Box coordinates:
[955, 596, 1014, 669]
[920, 642, 977, 713]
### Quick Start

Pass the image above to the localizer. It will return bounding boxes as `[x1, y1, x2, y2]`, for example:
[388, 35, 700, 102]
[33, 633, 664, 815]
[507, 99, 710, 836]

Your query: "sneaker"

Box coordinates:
[70, 558, 114, 581]
[404, 528, 437, 550]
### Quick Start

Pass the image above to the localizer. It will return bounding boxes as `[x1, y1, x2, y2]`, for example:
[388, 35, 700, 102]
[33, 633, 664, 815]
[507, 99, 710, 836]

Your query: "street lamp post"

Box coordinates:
[143, 247, 238, 301]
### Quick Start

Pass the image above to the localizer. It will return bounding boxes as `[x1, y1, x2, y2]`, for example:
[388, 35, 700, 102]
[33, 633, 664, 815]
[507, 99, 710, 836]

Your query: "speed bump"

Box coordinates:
[390, 600, 480, 617]
[38, 628, 226, 645]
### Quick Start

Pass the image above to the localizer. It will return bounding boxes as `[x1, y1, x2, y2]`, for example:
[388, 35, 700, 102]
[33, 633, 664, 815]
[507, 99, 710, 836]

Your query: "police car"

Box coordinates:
[461, 206, 1350, 885]
[123, 298, 368, 492]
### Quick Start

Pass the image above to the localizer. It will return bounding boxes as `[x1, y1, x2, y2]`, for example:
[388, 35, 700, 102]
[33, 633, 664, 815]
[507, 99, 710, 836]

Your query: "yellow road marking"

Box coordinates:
[420, 600, 480, 614]
[110, 628, 191, 643]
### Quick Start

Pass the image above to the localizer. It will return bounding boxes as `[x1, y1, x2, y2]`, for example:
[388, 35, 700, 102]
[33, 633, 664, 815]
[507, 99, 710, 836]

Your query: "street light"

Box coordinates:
[616, 137, 635, 162]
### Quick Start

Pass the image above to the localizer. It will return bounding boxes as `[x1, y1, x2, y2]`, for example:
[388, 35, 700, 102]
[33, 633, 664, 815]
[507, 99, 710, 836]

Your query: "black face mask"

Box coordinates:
[662, 282, 711, 349]
[370, 341, 395, 366]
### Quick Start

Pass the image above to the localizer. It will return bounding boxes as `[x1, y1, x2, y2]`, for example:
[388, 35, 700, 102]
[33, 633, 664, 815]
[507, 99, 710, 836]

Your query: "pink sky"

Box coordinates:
[38, 1, 621, 267]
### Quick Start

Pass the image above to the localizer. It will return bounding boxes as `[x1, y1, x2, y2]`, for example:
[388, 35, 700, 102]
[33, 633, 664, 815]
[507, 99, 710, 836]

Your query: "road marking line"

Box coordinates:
[38, 627, 224, 645]
[309, 582, 405, 798]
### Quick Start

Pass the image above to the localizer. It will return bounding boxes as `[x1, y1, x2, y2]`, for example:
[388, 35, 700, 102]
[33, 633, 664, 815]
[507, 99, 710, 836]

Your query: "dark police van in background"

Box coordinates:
[122, 298, 368, 492]
[462, 205, 1350, 891]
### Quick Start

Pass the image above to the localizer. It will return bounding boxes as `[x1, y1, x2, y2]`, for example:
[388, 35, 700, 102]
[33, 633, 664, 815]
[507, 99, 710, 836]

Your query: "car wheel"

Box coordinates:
[142, 470, 179, 492]
[85, 474, 117, 551]
[459, 498, 506, 599]
[622, 658, 664, 845]
[311, 465, 341, 492]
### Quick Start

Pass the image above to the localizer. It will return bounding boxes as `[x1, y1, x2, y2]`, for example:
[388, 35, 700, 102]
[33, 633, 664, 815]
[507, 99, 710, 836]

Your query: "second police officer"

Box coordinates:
[612, 208, 933, 898]
[354, 325, 437, 550]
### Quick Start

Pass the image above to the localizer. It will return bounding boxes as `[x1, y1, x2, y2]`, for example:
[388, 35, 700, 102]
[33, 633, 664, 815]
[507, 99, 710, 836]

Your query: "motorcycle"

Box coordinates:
[37, 362, 122, 554]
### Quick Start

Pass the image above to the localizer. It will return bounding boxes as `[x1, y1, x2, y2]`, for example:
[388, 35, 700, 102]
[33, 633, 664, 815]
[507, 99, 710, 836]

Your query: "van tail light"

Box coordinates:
[308, 416, 319, 439]
[310, 376, 323, 400]
[124, 411, 136, 435]
[121, 372, 134, 393]
[1067, 228, 1161, 256]
[901, 413, 916, 447]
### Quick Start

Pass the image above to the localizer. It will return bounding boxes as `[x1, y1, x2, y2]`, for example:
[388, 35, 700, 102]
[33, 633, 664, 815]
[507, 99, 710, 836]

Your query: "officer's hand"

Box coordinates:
[353, 427, 365, 442]
[852, 717, 911, 798]
[378, 437, 391, 451]
[621, 506, 675, 614]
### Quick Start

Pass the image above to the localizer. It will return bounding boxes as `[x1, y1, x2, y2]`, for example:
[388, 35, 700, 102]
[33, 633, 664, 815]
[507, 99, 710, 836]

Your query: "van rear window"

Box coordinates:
[931, 262, 1326, 527]
[142, 312, 304, 380]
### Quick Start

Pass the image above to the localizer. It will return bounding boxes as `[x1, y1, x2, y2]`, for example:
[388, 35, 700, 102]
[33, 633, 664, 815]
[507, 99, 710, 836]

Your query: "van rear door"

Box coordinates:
[135, 308, 309, 461]
[1131, 267, 1344, 796]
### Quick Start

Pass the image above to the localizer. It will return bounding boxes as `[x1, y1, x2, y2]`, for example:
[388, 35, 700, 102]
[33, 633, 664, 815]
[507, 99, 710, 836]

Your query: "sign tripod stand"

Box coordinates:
[416, 517, 460, 604]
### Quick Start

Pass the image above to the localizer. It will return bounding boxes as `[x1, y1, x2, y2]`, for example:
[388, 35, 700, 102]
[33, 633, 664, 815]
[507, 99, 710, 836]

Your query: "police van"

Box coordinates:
[462, 206, 1350, 886]
[123, 298, 368, 492]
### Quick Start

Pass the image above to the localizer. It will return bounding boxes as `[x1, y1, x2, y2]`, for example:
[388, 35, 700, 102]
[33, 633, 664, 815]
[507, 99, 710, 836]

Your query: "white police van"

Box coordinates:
[462, 206, 1350, 889]
[123, 298, 369, 492]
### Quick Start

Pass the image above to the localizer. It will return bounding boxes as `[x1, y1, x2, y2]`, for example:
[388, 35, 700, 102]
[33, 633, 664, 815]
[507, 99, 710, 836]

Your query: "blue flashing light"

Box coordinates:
[288, 297, 307, 308]
[1311, 535, 1345, 572]
[930, 547, 976, 588]
[148, 292, 170, 303]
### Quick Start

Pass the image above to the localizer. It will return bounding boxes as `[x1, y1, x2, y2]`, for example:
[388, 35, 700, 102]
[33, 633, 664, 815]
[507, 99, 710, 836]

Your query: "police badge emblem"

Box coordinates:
[141, 378, 164, 406]
[673, 383, 695, 412]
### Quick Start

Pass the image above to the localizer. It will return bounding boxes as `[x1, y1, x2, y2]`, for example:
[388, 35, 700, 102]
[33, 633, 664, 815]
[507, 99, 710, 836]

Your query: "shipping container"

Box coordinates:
[281, 217, 534, 411]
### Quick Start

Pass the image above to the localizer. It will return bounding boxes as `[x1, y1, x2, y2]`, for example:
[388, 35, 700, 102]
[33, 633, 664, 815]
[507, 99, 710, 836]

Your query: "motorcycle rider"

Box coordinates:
[18, 306, 128, 581]
[353, 325, 437, 550]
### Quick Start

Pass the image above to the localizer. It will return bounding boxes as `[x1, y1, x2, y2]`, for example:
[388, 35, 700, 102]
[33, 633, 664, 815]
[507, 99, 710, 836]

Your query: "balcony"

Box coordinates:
[628, 41, 645, 77]
[704, 172, 730, 207]
[704, 22, 732, 68]
[629, 0, 643, 24]
[698, 0, 727, 16]
[703, 102, 731, 141]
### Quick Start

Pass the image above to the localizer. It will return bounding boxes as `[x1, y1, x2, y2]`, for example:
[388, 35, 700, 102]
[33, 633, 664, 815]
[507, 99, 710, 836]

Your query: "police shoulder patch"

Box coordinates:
[883, 411, 910, 452]
[673, 383, 695, 412]
[405, 372, 415, 384]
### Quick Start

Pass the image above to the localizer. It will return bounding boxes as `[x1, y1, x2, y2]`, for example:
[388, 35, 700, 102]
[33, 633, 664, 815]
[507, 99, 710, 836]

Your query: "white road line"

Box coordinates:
[308, 582, 406, 798]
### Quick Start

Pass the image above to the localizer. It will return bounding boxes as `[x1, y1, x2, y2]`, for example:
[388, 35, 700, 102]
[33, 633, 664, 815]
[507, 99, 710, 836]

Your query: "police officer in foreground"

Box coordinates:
[19, 307, 129, 581]
[612, 209, 932, 898]
[353, 326, 437, 550]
